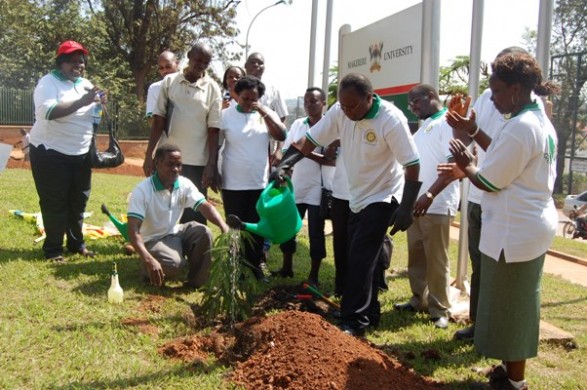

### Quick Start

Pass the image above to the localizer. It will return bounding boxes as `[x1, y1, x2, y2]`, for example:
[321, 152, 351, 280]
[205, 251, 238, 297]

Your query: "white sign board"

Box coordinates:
[340, 3, 422, 121]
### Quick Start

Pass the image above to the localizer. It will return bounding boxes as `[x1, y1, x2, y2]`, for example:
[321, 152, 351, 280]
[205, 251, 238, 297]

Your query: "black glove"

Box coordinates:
[269, 146, 305, 184]
[389, 179, 422, 235]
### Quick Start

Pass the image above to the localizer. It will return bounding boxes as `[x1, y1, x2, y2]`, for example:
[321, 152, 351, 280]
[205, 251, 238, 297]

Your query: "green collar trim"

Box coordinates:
[430, 107, 448, 120]
[304, 117, 310, 125]
[511, 102, 540, 118]
[362, 94, 381, 120]
[50, 69, 83, 86]
[236, 104, 256, 114]
[152, 173, 179, 191]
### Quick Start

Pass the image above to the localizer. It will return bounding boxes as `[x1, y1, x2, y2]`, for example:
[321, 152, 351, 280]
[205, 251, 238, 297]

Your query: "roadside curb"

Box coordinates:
[546, 249, 587, 267]
[451, 221, 587, 267]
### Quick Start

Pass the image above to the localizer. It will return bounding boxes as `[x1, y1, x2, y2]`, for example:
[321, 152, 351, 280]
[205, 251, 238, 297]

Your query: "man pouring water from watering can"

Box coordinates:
[269, 73, 421, 336]
[127, 144, 229, 289]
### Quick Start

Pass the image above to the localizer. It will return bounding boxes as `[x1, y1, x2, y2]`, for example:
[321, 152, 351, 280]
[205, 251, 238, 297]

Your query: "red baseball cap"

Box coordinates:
[57, 41, 89, 56]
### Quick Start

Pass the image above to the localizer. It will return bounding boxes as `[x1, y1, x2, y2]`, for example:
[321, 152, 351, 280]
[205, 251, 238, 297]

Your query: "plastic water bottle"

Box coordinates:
[108, 261, 124, 304]
[92, 92, 104, 125]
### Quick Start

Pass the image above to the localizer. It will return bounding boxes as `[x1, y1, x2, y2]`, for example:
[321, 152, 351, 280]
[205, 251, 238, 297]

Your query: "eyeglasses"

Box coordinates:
[340, 97, 366, 113]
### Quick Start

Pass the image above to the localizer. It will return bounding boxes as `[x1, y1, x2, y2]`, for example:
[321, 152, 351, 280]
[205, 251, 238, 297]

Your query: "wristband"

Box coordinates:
[469, 126, 480, 138]
[425, 191, 434, 200]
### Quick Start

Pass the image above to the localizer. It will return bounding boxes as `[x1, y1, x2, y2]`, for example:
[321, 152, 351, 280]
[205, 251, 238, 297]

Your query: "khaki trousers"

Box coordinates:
[406, 213, 453, 318]
[143, 221, 213, 287]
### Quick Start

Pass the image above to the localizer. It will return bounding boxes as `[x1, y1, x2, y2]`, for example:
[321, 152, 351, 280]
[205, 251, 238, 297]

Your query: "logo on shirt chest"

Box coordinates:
[364, 129, 377, 144]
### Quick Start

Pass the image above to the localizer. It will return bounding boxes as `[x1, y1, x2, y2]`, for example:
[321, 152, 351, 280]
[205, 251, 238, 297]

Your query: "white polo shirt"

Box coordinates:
[306, 95, 420, 213]
[478, 103, 558, 263]
[282, 117, 322, 205]
[413, 108, 460, 216]
[468, 89, 545, 204]
[259, 83, 289, 119]
[153, 72, 222, 166]
[220, 104, 276, 190]
[331, 148, 351, 201]
[128, 174, 206, 243]
[145, 79, 163, 118]
[29, 70, 95, 155]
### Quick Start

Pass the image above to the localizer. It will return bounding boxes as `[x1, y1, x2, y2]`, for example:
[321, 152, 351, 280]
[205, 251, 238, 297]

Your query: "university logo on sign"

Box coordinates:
[369, 42, 383, 73]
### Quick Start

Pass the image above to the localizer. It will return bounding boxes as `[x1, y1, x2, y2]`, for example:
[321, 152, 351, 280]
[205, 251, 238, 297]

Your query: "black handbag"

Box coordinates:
[89, 108, 124, 169]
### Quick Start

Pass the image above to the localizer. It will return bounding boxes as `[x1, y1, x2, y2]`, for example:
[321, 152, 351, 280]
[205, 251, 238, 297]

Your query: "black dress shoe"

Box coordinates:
[431, 317, 449, 329]
[338, 323, 365, 337]
[69, 248, 95, 258]
[252, 268, 269, 283]
[270, 268, 294, 278]
[393, 302, 416, 312]
[454, 325, 475, 341]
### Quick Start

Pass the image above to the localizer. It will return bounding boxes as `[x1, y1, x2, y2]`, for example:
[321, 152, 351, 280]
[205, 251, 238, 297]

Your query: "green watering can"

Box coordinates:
[226, 178, 302, 244]
[101, 204, 129, 242]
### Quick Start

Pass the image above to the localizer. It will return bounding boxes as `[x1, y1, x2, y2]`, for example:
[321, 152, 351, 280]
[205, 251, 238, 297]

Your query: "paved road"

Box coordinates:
[449, 225, 587, 288]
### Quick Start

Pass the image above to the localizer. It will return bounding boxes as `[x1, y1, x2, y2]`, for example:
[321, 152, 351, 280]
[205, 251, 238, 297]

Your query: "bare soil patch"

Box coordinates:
[159, 285, 442, 390]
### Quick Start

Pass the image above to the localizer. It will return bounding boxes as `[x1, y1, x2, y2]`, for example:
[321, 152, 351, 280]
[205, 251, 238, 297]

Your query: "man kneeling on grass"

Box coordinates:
[127, 144, 229, 289]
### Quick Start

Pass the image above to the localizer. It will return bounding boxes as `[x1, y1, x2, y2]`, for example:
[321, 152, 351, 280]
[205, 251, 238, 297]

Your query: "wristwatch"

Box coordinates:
[425, 191, 434, 200]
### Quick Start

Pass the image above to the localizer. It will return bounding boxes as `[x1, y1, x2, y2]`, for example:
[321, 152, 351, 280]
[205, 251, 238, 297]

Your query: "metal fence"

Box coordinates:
[0, 87, 35, 126]
[0, 87, 150, 139]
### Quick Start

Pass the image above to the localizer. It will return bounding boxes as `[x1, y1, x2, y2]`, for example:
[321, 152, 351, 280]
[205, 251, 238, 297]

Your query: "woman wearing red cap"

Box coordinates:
[28, 40, 105, 262]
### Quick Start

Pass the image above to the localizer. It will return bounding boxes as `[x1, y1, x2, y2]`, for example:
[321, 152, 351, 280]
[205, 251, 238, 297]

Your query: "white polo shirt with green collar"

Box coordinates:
[306, 94, 420, 213]
[128, 174, 206, 243]
[478, 102, 558, 263]
[29, 70, 95, 155]
[413, 108, 460, 216]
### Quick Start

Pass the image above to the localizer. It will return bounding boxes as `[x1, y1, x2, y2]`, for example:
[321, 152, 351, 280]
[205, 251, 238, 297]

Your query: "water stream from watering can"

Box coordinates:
[228, 228, 241, 327]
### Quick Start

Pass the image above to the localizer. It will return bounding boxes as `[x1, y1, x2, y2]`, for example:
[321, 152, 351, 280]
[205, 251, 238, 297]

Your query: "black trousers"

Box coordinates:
[30, 144, 91, 259]
[221, 189, 264, 268]
[279, 203, 326, 260]
[180, 165, 207, 225]
[331, 196, 350, 296]
[342, 202, 395, 329]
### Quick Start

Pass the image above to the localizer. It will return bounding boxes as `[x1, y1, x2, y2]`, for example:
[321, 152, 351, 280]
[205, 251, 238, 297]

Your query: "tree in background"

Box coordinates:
[438, 55, 489, 98]
[0, 0, 241, 138]
[85, 0, 241, 102]
[0, 0, 91, 89]
[543, 0, 587, 193]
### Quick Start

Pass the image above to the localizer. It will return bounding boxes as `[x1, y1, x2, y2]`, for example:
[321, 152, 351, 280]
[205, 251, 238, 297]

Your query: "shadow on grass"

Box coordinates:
[0, 247, 45, 264]
[49, 364, 228, 390]
[377, 336, 484, 378]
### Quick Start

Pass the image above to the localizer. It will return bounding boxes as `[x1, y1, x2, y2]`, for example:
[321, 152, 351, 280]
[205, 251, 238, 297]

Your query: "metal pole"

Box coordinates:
[337, 24, 351, 102]
[308, 0, 319, 87]
[420, 0, 441, 89]
[245, 1, 286, 60]
[568, 53, 582, 195]
[322, 0, 334, 97]
[454, 0, 484, 294]
[536, 0, 554, 78]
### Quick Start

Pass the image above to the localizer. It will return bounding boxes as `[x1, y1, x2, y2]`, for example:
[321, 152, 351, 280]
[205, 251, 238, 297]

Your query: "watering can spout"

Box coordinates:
[227, 179, 302, 244]
[101, 203, 129, 241]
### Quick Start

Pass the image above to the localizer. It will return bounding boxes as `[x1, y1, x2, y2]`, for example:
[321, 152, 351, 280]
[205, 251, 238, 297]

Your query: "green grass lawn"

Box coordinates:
[0, 168, 586, 389]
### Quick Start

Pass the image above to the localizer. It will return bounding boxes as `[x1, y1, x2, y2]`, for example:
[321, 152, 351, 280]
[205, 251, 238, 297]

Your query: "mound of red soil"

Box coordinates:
[160, 310, 440, 389]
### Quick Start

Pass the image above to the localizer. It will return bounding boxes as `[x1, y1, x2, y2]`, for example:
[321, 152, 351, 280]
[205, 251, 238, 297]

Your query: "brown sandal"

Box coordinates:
[48, 255, 67, 263]
[75, 248, 96, 258]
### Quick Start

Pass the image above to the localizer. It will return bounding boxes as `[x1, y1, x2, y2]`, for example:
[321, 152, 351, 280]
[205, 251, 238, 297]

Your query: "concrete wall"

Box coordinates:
[0, 126, 147, 159]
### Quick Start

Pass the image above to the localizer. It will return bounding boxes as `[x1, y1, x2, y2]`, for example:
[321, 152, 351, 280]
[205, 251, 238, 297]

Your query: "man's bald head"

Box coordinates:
[245, 52, 265, 78]
[188, 42, 213, 59]
[157, 50, 179, 77]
